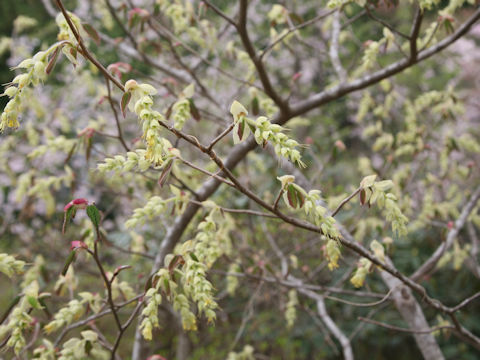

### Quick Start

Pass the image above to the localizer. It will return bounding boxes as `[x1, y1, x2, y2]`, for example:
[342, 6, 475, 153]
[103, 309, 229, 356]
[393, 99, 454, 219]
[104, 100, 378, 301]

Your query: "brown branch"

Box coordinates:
[291, 7, 480, 117]
[54, 0, 125, 92]
[187, 198, 278, 219]
[237, 0, 288, 111]
[259, 9, 336, 59]
[111, 299, 144, 359]
[203, 0, 237, 27]
[105, 76, 129, 151]
[54, 295, 142, 346]
[365, 6, 410, 40]
[206, 122, 235, 151]
[409, 7, 424, 61]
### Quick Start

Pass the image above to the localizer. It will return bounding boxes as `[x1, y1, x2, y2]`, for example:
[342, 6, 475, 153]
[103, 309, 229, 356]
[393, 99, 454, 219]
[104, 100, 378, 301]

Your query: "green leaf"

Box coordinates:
[296, 189, 305, 208]
[86, 204, 101, 231]
[287, 184, 298, 208]
[359, 189, 366, 206]
[190, 253, 199, 262]
[85, 340, 93, 355]
[85, 137, 92, 161]
[45, 46, 61, 75]
[27, 295, 42, 310]
[82, 22, 100, 45]
[121, 91, 132, 118]
[251, 97, 259, 115]
[189, 98, 201, 121]
[62, 206, 77, 234]
[237, 118, 245, 141]
[62, 250, 76, 276]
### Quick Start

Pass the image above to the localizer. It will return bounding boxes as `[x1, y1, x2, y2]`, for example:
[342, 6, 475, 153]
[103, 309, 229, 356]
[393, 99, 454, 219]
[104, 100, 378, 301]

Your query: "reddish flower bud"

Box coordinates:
[70, 241, 88, 250]
[147, 355, 167, 360]
[447, 221, 454, 230]
[64, 198, 89, 212]
[334, 140, 346, 151]
[292, 72, 302, 81]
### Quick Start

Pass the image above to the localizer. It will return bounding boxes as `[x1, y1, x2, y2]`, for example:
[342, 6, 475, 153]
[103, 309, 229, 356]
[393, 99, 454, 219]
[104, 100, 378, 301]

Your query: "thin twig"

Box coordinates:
[105, 76, 129, 151]
[358, 317, 454, 334]
[331, 187, 361, 217]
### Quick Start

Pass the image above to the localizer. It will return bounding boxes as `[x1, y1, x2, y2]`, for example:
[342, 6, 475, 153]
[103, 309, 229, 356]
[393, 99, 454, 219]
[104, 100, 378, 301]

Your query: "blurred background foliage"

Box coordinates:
[1, 1, 480, 359]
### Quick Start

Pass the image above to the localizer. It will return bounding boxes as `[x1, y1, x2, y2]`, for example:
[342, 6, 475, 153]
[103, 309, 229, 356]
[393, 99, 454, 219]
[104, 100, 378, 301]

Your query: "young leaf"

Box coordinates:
[359, 189, 366, 206]
[85, 137, 92, 161]
[251, 96, 259, 116]
[287, 184, 298, 208]
[189, 99, 201, 121]
[237, 119, 245, 141]
[86, 204, 101, 231]
[82, 22, 101, 45]
[121, 91, 132, 118]
[27, 295, 42, 310]
[158, 160, 173, 187]
[62, 250, 76, 276]
[62, 206, 77, 234]
[46, 46, 61, 75]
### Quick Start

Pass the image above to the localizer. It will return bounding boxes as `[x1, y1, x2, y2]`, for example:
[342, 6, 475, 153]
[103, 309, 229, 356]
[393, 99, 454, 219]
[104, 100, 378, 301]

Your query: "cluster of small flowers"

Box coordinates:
[54, 267, 78, 297]
[350, 258, 373, 288]
[23, 167, 75, 217]
[56, 12, 84, 42]
[125, 188, 190, 229]
[124, 196, 167, 229]
[438, 240, 471, 271]
[360, 175, 408, 237]
[140, 264, 199, 335]
[28, 135, 78, 159]
[226, 263, 241, 296]
[163, 2, 189, 33]
[44, 298, 85, 334]
[227, 345, 255, 360]
[125, 80, 171, 165]
[32, 339, 56, 360]
[256, 116, 306, 168]
[111, 278, 136, 302]
[230, 101, 306, 167]
[354, 28, 394, 77]
[193, 208, 233, 268]
[0, 253, 25, 278]
[350, 239, 385, 288]
[181, 256, 217, 325]
[285, 289, 298, 328]
[325, 238, 342, 271]
[277, 175, 342, 269]
[303, 192, 341, 240]
[97, 149, 155, 174]
[0, 50, 51, 132]
[0, 11, 88, 133]
[173, 293, 198, 331]
[193, 212, 218, 267]
[172, 84, 194, 130]
[58, 330, 109, 360]
[20, 255, 44, 289]
[140, 206, 234, 337]
[140, 269, 168, 340]
[0, 282, 39, 355]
